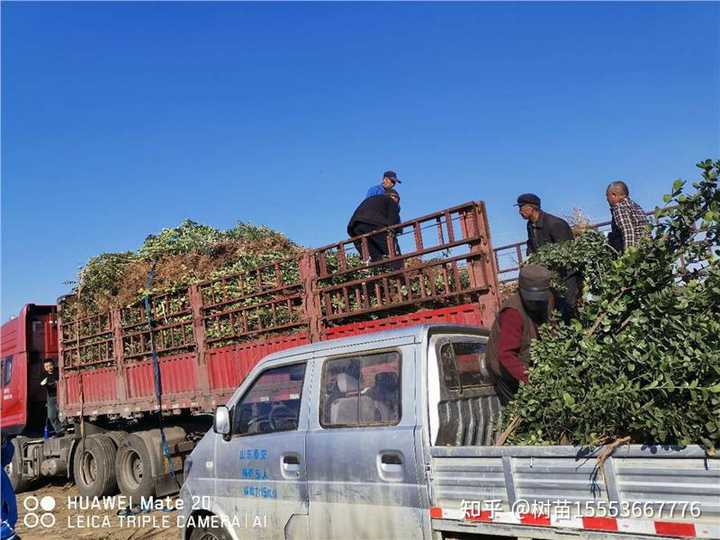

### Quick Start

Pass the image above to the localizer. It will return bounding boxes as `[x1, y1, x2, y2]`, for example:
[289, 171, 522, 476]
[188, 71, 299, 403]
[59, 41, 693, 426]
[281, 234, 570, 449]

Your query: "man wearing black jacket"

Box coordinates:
[41, 359, 63, 435]
[347, 190, 401, 262]
[516, 193, 578, 321]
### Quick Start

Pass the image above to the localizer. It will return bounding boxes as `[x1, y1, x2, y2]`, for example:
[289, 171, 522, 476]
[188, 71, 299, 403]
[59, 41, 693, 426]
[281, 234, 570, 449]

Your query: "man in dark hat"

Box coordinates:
[516, 193, 578, 320]
[485, 264, 554, 404]
[515, 193, 573, 255]
[348, 189, 401, 262]
[365, 170, 401, 200]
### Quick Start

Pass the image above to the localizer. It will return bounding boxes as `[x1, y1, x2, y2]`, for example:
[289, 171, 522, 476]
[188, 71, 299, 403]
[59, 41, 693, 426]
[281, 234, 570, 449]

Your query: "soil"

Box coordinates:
[13, 480, 181, 540]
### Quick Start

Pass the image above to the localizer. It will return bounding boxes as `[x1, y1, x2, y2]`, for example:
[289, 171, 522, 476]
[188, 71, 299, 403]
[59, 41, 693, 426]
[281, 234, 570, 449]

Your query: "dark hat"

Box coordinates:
[515, 193, 541, 207]
[383, 170, 402, 184]
[518, 264, 552, 301]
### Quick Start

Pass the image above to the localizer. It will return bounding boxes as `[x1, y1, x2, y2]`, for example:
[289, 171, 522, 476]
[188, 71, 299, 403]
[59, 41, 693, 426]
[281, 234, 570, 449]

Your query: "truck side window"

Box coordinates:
[1, 356, 12, 386]
[439, 341, 490, 391]
[320, 351, 401, 428]
[232, 363, 306, 437]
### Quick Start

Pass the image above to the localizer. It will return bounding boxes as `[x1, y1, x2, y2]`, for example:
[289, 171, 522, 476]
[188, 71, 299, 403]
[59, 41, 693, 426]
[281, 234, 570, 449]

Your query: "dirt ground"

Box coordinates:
[14, 480, 182, 540]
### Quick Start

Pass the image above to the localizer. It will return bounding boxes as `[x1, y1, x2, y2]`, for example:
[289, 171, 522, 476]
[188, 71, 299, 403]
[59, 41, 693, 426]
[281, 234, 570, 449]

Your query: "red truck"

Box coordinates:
[1, 201, 501, 499]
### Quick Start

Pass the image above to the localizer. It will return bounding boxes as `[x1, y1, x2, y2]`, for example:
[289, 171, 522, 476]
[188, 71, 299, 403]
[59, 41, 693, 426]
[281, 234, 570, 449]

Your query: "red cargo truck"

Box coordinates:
[1, 201, 500, 499]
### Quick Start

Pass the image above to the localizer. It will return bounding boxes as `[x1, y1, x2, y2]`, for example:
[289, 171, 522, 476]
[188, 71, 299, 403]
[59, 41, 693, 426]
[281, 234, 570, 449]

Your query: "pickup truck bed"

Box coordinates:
[430, 445, 719, 539]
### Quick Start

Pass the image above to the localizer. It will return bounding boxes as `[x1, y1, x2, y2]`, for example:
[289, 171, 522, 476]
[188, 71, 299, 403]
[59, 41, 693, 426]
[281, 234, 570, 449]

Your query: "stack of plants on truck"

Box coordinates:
[60, 204, 492, 366]
[505, 160, 720, 452]
[60, 220, 303, 365]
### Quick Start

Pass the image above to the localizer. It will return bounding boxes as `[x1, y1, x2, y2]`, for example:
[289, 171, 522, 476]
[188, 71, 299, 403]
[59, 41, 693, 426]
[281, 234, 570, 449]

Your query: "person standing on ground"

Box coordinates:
[348, 190, 401, 262]
[606, 181, 651, 253]
[365, 170, 401, 199]
[1, 438, 18, 540]
[516, 193, 578, 321]
[485, 264, 554, 405]
[41, 359, 63, 436]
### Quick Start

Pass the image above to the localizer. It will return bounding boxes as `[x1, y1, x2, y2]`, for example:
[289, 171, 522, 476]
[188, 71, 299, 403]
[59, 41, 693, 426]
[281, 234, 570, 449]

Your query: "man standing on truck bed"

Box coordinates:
[365, 170, 401, 199]
[516, 193, 578, 321]
[348, 189, 402, 263]
[606, 180, 650, 253]
[485, 264, 553, 404]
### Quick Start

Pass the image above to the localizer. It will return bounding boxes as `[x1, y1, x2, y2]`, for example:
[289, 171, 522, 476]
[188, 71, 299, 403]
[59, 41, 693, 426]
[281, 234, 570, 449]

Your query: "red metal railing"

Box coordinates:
[58, 201, 500, 372]
[313, 202, 497, 327]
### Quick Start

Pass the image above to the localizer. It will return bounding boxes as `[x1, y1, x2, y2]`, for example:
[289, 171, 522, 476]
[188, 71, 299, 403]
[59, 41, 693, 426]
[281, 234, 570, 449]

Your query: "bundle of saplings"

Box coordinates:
[64, 219, 302, 316]
[504, 160, 720, 452]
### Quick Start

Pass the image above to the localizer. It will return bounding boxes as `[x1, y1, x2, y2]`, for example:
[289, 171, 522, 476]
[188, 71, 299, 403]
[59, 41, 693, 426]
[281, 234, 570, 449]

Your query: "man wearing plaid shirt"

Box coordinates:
[606, 181, 650, 253]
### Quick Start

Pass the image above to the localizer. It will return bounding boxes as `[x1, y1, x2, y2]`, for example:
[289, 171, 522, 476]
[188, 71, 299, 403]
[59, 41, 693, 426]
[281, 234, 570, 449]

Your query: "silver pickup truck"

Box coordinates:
[179, 325, 719, 540]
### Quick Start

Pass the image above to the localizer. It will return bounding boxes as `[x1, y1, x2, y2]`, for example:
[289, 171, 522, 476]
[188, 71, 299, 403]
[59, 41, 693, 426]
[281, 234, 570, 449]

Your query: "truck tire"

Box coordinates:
[6, 438, 32, 493]
[115, 434, 155, 499]
[72, 435, 118, 497]
[188, 522, 232, 540]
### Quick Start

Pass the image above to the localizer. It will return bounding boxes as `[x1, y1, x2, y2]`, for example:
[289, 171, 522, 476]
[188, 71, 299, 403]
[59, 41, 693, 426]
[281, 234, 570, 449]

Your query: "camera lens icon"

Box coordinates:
[22, 495, 57, 528]
[40, 496, 56, 511]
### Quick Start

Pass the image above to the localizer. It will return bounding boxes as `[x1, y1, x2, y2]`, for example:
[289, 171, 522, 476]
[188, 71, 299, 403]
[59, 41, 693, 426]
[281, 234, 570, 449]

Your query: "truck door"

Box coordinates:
[1, 354, 27, 435]
[306, 345, 425, 539]
[214, 360, 311, 540]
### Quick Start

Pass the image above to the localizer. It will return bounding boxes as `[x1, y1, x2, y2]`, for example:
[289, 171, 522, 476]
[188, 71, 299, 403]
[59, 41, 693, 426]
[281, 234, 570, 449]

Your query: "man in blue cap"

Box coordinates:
[516, 193, 578, 321]
[365, 170, 401, 200]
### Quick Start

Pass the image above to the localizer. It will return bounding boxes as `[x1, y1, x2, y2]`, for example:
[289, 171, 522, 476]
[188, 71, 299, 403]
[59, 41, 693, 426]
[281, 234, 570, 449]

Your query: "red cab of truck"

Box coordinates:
[1, 305, 59, 436]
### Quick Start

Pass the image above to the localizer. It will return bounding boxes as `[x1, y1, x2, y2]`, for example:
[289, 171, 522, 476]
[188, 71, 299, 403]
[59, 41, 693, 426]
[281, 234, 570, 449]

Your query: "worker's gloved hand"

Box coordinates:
[40, 377, 47, 386]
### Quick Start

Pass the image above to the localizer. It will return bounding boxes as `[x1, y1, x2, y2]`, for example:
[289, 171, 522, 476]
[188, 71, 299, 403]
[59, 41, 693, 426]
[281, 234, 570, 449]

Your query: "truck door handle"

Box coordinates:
[378, 452, 404, 481]
[281, 454, 301, 479]
[381, 453, 402, 465]
[283, 455, 300, 465]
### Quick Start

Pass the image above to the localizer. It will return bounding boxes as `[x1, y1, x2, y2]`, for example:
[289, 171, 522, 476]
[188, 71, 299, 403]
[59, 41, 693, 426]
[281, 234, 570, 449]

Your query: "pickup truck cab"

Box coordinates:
[179, 324, 719, 540]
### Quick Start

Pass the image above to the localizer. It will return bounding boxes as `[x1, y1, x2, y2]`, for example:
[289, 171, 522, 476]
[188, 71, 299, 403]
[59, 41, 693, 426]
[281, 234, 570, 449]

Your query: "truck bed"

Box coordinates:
[429, 444, 719, 539]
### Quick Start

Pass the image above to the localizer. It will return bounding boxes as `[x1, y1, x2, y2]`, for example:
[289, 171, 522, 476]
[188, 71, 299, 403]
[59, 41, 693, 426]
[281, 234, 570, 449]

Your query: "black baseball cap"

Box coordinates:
[515, 193, 541, 207]
[383, 170, 402, 184]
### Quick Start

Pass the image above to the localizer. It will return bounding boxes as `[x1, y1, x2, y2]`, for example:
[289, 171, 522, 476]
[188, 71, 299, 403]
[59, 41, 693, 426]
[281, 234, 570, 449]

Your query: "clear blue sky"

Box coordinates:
[2, 1, 719, 321]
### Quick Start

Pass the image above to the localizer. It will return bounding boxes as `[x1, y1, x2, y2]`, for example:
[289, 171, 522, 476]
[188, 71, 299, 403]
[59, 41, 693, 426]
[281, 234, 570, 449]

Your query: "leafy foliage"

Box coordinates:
[526, 229, 616, 296]
[66, 219, 301, 314]
[505, 159, 720, 451]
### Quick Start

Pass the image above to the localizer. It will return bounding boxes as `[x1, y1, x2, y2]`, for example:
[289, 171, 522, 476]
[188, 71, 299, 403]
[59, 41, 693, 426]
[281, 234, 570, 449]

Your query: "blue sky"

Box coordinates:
[2, 1, 719, 320]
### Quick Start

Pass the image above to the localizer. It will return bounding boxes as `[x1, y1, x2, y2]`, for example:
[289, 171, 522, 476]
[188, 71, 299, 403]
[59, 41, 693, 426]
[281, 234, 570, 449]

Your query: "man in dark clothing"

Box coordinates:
[347, 190, 401, 262]
[485, 264, 553, 404]
[516, 193, 574, 255]
[516, 193, 578, 321]
[41, 359, 63, 435]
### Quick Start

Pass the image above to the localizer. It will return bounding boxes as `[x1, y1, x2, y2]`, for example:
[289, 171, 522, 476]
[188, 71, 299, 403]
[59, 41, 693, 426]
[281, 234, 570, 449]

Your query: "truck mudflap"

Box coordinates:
[428, 444, 720, 539]
[429, 505, 720, 538]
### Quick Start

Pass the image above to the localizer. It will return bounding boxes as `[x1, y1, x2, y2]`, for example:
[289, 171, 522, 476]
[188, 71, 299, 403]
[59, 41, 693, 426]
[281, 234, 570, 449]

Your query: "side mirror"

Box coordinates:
[213, 406, 231, 439]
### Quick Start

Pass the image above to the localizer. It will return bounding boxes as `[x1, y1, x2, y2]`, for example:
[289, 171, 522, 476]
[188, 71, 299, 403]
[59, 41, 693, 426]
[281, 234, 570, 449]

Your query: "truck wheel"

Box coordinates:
[115, 434, 155, 499]
[72, 435, 118, 497]
[6, 439, 31, 493]
[189, 523, 232, 540]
